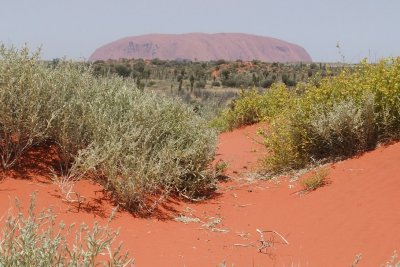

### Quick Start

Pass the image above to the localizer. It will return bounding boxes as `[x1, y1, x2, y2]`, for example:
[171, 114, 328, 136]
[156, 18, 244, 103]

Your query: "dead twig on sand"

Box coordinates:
[233, 229, 289, 253]
[202, 217, 230, 233]
[236, 204, 252, 207]
[174, 215, 201, 224]
[256, 229, 289, 252]
[351, 253, 362, 267]
[233, 243, 253, 247]
[51, 173, 86, 211]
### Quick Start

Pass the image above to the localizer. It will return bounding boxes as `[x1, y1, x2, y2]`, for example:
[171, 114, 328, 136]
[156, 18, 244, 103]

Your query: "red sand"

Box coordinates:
[1, 124, 399, 266]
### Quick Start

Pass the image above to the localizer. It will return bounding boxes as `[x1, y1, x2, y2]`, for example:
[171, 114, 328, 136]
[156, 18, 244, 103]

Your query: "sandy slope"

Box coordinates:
[0, 124, 399, 266]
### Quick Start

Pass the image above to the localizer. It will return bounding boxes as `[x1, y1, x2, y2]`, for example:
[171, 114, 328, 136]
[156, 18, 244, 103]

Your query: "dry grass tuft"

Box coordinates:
[300, 168, 329, 192]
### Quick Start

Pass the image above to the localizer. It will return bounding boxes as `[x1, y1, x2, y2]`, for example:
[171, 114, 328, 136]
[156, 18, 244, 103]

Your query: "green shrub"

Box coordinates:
[75, 87, 217, 211]
[260, 114, 307, 173]
[264, 58, 400, 172]
[214, 57, 400, 173]
[0, 195, 134, 266]
[212, 83, 292, 131]
[306, 94, 376, 158]
[259, 83, 294, 120]
[0, 45, 54, 169]
[211, 81, 221, 87]
[195, 80, 206, 89]
[47, 61, 97, 176]
[211, 89, 264, 131]
[0, 44, 217, 212]
[261, 79, 274, 88]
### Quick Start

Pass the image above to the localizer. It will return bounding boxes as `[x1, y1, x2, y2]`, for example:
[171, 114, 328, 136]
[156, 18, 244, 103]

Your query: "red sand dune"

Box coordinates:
[89, 33, 312, 63]
[0, 124, 399, 266]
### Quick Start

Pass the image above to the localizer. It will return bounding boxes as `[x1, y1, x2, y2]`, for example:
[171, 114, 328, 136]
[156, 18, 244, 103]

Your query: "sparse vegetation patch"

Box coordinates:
[300, 168, 329, 192]
[0, 195, 134, 266]
[215, 57, 400, 173]
[0, 44, 217, 212]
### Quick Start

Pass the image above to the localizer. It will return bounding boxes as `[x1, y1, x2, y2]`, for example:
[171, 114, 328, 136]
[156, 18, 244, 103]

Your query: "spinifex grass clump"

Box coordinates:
[0, 44, 217, 212]
[0, 195, 134, 266]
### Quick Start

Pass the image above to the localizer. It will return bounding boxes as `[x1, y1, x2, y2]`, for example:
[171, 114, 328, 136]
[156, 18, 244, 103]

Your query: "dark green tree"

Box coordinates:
[115, 64, 131, 78]
[177, 74, 183, 91]
[189, 74, 195, 92]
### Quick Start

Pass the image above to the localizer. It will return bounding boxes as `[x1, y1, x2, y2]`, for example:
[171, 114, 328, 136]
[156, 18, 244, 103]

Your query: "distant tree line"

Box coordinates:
[89, 58, 347, 90]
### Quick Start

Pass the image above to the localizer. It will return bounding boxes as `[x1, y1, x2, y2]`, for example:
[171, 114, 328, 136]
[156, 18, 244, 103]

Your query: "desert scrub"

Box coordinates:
[46, 60, 97, 176]
[215, 160, 228, 175]
[0, 45, 55, 169]
[263, 57, 400, 173]
[214, 57, 400, 173]
[300, 168, 329, 191]
[259, 114, 307, 173]
[0, 44, 217, 212]
[76, 84, 217, 211]
[0, 195, 134, 266]
[211, 84, 293, 131]
[211, 89, 265, 131]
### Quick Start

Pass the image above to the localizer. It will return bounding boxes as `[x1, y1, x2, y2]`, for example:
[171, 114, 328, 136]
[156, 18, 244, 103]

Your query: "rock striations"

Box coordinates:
[89, 33, 312, 62]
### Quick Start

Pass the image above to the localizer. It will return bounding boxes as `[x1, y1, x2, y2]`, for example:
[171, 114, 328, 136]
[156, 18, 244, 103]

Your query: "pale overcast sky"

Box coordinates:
[0, 0, 398, 62]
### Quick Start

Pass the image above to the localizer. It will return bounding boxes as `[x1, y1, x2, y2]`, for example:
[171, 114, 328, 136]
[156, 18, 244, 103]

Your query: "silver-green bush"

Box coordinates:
[0, 45, 217, 212]
[0, 45, 54, 169]
[306, 93, 377, 158]
[72, 79, 217, 211]
[0, 195, 134, 266]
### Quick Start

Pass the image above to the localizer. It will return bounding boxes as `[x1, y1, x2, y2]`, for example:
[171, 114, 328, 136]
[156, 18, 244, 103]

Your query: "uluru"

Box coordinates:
[89, 33, 312, 62]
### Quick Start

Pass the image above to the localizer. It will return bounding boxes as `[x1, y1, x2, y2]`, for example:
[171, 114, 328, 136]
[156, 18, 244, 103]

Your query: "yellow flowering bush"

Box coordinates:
[212, 83, 294, 131]
[265, 57, 400, 172]
[214, 57, 400, 173]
